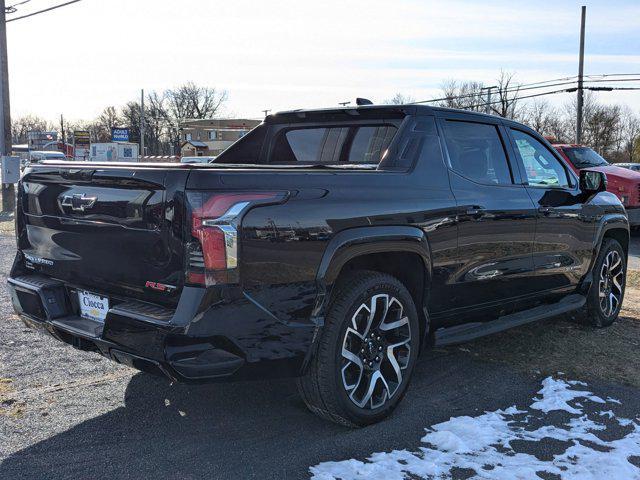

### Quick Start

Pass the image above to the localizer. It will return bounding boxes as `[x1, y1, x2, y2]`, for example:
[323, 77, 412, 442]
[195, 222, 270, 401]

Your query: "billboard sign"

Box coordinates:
[111, 127, 130, 142]
[74, 130, 90, 147]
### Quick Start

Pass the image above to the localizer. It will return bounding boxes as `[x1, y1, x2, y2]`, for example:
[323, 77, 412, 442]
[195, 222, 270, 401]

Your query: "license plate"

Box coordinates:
[77, 290, 109, 322]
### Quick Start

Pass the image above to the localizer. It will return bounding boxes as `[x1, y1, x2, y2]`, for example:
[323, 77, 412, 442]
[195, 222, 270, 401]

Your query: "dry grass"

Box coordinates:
[446, 272, 640, 388]
[0, 378, 25, 419]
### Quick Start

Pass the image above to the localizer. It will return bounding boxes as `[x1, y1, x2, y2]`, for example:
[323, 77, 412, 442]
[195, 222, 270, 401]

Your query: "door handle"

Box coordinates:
[538, 206, 554, 215]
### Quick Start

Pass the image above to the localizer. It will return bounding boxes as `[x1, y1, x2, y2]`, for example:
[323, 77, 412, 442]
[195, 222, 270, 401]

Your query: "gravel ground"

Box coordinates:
[1, 227, 640, 479]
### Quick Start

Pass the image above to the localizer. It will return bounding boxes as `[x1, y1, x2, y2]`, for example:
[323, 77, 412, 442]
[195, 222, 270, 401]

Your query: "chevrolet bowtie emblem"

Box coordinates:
[61, 193, 97, 212]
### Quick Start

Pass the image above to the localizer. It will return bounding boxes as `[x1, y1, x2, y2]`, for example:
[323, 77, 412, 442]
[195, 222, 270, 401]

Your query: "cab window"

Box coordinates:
[442, 120, 513, 185]
[511, 129, 571, 188]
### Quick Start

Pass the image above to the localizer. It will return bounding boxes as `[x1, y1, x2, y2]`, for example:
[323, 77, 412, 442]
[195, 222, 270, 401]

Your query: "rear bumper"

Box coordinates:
[626, 206, 640, 226]
[7, 271, 316, 383]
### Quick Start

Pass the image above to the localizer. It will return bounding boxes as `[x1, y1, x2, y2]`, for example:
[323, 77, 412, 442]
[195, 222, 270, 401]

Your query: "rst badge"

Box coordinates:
[145, 281, 176, 293]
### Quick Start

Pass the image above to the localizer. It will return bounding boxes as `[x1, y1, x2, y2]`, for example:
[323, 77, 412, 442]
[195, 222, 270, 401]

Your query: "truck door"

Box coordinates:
[507, 127, 595, 297]
[437, 114, 537, 319]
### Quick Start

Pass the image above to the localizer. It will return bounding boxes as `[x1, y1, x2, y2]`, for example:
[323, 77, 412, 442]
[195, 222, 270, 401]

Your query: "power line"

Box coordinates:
[462, 88, 573, 111]
[448, 84, 639, 112]
[6, 0, 81, 23]
[411, 75, 640, 106]
[585, 73, 640, 78]
[4, 0, 32, 13]
[411, 80, 579, 105]
[7, 0, 32, 8]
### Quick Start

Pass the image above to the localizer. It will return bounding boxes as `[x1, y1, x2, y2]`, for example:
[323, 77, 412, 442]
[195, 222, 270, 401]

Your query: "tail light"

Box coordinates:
[186, 191, 285, 286]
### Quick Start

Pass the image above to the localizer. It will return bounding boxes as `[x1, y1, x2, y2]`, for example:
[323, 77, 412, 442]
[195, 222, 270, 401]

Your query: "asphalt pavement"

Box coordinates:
[1, 233, 640, 479]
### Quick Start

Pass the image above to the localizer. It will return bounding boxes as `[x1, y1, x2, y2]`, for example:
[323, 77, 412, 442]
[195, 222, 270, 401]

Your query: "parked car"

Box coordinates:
[180, 156, 216, 164]
[615, 163, 640, 172]
[553, 144, 640, 226]
[28, 150, 67, 164]
[8, 105, 628, 426]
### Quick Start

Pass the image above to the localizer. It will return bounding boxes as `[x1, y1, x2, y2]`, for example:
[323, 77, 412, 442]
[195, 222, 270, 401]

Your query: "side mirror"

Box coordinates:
[580, 170, 607, 194]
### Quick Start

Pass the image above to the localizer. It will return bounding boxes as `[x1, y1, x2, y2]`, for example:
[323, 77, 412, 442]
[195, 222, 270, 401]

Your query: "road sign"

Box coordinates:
[111, 127, 130, 142]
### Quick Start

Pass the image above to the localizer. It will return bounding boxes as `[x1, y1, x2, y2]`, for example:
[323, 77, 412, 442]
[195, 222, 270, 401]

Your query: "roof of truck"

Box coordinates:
[268, 104, 504, 123]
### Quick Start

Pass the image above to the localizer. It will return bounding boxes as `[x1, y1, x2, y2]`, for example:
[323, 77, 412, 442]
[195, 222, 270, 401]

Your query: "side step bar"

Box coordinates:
[434, 294, 586, 346]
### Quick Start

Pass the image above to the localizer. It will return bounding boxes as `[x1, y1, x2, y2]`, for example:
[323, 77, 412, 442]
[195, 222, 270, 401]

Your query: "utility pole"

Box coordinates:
[60, 113, 66, 149]
[140, 89, 145, 158]
[576, 5, 586, 144]
[1, 0, 11, 156]
[1, 0, 15, 213]
[262, 109, 271, 117]
[481, 86, 496, 115]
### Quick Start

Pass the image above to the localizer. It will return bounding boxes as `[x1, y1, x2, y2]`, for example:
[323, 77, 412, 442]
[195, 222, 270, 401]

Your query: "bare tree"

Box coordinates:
[523, 99, 552, 133]
[436, 80, 485, 111]
[165, 82, 227, 120]
[522, 100, 571, 143]
[583, 102, 622, 157]
[148, 83, 228, 154]
[384, 93, 415, 105]
[93, 106, 122, 142]
[490, 71, 521, 120]
[11, 115, 52, 144]
[619, 108, 640, 163]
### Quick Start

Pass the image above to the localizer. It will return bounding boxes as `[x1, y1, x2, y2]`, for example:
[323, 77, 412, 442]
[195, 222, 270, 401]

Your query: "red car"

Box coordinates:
[554, 144, 640, 226]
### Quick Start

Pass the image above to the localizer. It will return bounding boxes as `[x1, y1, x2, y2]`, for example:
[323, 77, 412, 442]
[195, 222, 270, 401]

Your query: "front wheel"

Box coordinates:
[297, 271, 420, 427]
[574, 238, 626, 328]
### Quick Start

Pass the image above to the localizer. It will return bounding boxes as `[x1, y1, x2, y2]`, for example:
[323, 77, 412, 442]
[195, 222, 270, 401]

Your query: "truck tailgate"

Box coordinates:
[18, 166, 188, 305]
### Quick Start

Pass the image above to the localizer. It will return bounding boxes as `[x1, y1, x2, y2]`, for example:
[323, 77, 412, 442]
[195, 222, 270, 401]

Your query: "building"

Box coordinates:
[179, 118, 261, 157]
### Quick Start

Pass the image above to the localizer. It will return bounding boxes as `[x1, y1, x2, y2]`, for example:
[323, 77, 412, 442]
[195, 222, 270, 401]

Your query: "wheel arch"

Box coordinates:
[580, 213, 629, 295]
[311, 226, 432, 348]
[594, 214, 629, 260]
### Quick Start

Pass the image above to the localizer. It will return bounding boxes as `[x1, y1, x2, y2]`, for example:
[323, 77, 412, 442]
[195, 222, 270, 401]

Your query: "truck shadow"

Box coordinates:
[0, 351, 539, 479]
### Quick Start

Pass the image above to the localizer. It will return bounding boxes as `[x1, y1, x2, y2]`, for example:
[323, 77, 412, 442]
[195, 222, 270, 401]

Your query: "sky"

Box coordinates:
[5, 0, 640, 123]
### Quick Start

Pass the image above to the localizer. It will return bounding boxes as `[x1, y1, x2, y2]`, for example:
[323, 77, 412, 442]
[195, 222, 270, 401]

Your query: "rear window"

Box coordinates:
[271, 125, 397, 166]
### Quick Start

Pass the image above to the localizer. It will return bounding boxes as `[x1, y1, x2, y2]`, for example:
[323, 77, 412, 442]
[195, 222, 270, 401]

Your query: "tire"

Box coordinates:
[297, 271, 420, 427]
[572, 238, 626, 328]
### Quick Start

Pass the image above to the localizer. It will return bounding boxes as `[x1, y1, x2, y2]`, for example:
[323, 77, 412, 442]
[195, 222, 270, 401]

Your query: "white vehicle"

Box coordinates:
[616, 163, 640, 172]
[180, 156, 216, 164]
[29, 150, 67, 164]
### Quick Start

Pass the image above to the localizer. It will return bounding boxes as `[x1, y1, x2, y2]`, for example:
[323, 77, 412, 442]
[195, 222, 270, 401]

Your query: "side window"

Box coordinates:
[348, 126, 396, 164]
[271, 125, 397, 165]
[510, 129, 570, 188]
[442, 120, 513, 185]
[282, 128, 330, 163]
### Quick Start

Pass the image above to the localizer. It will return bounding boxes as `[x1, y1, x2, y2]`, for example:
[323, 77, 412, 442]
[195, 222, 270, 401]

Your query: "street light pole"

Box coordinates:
[576, 5, 586, 144]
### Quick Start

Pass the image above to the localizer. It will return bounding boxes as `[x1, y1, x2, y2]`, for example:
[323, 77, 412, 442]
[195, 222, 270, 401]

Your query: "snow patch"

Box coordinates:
[530, 377, 605, 414]
[310, 377, 640, 480]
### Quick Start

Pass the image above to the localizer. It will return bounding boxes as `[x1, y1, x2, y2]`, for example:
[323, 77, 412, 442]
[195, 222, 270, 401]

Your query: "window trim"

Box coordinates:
[507, 127, 578, 191]
[437, 117, 518, 187]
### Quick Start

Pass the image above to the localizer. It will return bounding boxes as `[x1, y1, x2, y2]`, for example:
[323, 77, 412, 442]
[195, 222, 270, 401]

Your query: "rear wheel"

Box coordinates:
[573, 238, 626, 328]
[297, 271, 420, 427]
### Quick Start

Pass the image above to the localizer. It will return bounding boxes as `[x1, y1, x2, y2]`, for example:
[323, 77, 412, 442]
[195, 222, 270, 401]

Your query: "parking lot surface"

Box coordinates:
[1, 230, 640, 479]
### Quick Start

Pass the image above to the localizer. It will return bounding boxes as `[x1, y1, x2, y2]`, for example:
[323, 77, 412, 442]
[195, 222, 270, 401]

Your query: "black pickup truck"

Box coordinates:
[8, 105, 628, 426]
